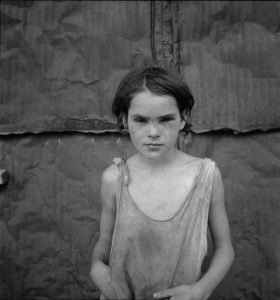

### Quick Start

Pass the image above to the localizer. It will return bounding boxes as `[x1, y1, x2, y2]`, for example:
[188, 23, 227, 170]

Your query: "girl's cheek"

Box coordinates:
[128, 126, 142, 135]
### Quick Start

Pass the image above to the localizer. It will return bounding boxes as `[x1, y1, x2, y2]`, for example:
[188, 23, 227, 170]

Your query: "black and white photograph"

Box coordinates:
[0, 1, 279, 300]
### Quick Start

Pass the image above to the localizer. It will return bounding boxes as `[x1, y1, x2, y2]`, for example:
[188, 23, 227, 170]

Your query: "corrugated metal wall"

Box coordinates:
[1, 132, 280, 299]
[0, 1, 280, 299]
[1, 1, 280, 134]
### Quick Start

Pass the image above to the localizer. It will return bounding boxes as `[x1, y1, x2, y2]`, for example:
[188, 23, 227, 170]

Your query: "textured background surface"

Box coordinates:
[179, 1, 280, 132]
[1, 1, 280, 134]
[0, 1, 152, 133]
[1, 132, 280, 299]
[1, 1, 280, 299]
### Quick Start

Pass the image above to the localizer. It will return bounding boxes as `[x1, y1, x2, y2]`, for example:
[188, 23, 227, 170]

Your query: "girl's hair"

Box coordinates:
[112, 66, 194, 131]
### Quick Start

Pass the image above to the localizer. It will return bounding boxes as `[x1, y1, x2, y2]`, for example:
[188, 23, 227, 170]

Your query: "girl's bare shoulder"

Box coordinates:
[177, 151, 203, 166]
[101, 163, 119, 193]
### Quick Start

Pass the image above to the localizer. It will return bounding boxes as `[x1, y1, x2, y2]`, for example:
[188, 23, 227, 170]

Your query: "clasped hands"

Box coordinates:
[90, 262, 209, 300]
[153, 284, 208, 300]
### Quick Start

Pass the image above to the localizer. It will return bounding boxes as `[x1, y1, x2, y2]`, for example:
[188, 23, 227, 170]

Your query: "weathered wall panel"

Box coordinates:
[0, 131, 280, 299]
[1, 1, 280, 134]
[178, 1, 280, 132]
[0, 133, 136, 299]
[0, 1, 152, 134]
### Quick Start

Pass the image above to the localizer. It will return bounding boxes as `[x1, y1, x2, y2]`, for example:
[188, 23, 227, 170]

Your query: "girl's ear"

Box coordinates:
[121, 114, 128, 131]
[180, 109, 189, 130]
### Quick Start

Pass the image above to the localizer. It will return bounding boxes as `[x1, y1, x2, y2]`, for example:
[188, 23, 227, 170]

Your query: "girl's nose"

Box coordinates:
[148, 122, 160, 138]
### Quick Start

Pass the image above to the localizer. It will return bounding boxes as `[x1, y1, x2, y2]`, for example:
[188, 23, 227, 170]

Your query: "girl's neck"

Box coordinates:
[135, 149, 181, 171]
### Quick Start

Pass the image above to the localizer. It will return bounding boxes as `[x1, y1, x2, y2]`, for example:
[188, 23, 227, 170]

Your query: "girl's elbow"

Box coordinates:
[218, 242, 235, 265]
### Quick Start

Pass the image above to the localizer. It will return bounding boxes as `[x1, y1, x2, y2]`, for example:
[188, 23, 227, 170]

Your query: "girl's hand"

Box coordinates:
[90, 260, 112, 292]
[153, 284, 208, 300]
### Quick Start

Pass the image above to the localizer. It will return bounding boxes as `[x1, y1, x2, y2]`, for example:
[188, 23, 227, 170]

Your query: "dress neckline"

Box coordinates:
[123, 158, 205, 223]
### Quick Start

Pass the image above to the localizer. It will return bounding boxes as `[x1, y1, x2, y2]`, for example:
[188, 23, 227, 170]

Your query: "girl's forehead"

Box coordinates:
[129, 91, 179, 114]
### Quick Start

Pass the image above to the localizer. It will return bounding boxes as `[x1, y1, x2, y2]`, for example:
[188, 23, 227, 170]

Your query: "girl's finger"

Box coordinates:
[153, 287, 177, 299]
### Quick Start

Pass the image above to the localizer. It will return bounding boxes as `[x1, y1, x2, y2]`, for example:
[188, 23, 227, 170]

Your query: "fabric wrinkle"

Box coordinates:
[101, 157, 216, 300]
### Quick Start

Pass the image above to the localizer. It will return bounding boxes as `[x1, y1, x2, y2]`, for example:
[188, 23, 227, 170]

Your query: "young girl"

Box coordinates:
[90, 67, 234, 300]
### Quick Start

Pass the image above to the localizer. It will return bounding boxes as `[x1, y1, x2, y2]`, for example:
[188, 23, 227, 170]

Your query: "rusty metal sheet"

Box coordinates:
[0, 133, 136, 299]
[177, 1, 280, 133]
[1, 1, 280, 134]
[0, 1, 152, 134]
[0, 131, 280, 299]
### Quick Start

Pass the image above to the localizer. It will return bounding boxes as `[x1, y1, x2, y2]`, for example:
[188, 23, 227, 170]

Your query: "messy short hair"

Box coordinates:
[112, 66, 194, 131]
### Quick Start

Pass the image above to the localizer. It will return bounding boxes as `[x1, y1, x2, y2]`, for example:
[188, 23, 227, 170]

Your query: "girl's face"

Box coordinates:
[126, 90, 185, 161]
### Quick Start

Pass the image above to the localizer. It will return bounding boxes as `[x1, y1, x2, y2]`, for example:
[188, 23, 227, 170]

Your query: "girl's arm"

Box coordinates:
[89, 165, 118, 291]
[154, 166, 234, 300]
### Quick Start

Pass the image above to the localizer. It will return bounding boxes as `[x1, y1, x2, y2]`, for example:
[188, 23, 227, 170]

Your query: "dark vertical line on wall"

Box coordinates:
[171, 0, 180, 75]
[0, 4, 4, 110]
[150, 1, 180, 74]
[150, 0, 159, 65]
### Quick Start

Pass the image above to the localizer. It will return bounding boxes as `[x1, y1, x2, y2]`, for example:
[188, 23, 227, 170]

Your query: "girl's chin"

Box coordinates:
[139, 149, 172, 161]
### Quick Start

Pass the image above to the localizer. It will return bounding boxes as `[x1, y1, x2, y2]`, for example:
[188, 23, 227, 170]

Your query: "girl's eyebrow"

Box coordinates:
[158, 113, 176, 119]
[131, 114, 148, 120]
[131, 114, 146, 118]
[131, 113, 176, 118]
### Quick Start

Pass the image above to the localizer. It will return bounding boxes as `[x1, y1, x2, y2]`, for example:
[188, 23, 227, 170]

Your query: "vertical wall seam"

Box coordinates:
[150, 0, 158, 66]
[150, 1, 180, 74]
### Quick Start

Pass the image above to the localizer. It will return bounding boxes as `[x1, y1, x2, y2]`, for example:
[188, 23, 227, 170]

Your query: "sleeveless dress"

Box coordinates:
[101, 157, 216, 300]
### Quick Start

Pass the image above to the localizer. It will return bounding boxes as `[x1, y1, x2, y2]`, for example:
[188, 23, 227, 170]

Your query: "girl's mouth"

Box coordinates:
[145, 143, 164, 150]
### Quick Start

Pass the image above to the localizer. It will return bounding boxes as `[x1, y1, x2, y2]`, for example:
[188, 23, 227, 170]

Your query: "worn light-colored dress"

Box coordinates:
[101, 157, 216, 300]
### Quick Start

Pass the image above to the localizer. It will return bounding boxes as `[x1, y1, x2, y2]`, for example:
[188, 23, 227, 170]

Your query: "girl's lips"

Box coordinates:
[145, 144, 164, 151]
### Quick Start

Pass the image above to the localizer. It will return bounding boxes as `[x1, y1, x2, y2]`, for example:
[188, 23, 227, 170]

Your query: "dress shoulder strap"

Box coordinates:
[203, 157, 217, 169]
[112, 157, 129, 186]
[198, 158, 217, 183]
[198, 157, 217, 198]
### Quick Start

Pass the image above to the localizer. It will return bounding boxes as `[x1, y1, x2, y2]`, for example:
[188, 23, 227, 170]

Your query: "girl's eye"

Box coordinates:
[160, 118, 174, 123]
[134, 118, 147, 123]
